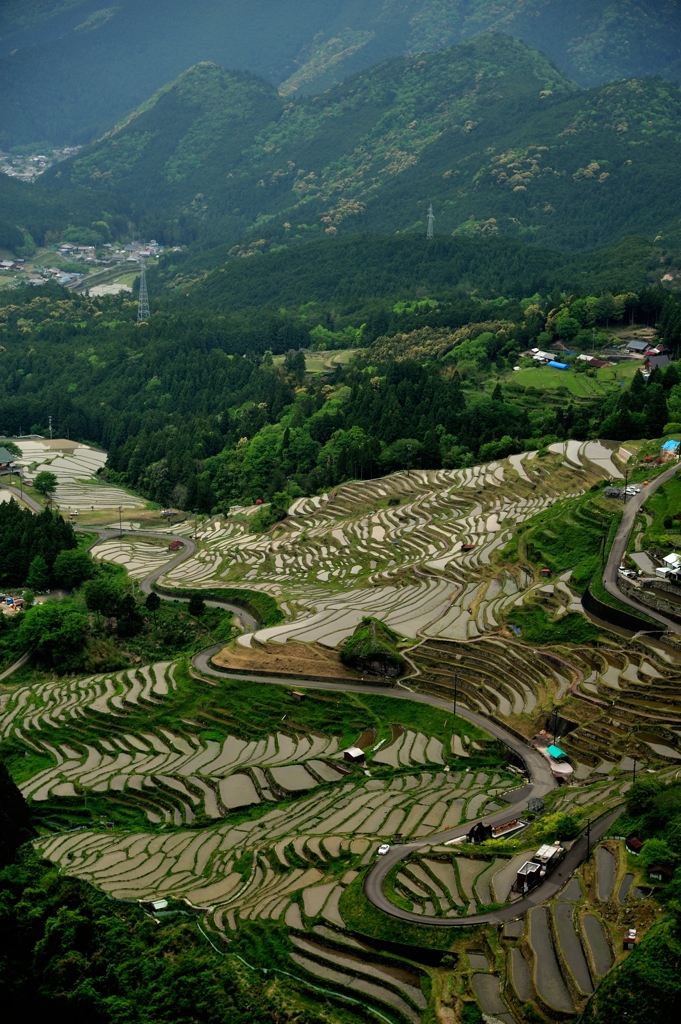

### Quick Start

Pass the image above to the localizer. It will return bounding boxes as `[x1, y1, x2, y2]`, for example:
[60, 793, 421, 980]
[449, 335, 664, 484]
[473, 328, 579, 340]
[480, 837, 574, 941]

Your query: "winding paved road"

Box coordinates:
[75, 526, 258, 631]
[193, 649, 625, 926]
[10, 487, 635, 926]
[0, 480, 42, 512]
[603, 461, 681, 634]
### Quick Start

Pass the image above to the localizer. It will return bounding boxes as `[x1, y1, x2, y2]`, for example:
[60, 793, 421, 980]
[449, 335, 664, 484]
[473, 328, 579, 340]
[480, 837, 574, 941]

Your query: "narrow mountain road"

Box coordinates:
[0, 651, 32, 681]
[602, 461, 681, 634]
[0, 481, 42, 512]
[192, 652, 624, 925]
[22, 500, 624, 924]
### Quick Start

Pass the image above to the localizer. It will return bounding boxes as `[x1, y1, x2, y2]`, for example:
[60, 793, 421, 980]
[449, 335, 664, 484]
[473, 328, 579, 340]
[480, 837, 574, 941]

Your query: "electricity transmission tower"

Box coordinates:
[426, 203, 435, 239]
[137, 258, 150, 322]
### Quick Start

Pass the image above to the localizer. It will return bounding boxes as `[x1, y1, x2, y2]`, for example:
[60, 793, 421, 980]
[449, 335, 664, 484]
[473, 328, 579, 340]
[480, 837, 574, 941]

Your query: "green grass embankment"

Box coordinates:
[501, 486, 659, 636]
[152, 584, 283, 627]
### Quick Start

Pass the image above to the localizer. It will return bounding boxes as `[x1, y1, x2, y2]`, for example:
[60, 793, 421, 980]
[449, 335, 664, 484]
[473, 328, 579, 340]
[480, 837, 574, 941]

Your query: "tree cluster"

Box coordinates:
[0, 501, 76, 590]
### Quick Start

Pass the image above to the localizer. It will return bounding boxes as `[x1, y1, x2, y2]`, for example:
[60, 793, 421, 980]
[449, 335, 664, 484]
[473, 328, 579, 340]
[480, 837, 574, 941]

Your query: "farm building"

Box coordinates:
[513, 842, 565, 894]
[342, 746, 365, 763]
[626, 339, 649, 354]
[644, 346, 670, 372]
[468, 821, 493, 844]
[649, 864, 674, 882]
[0, 447, 16, 470]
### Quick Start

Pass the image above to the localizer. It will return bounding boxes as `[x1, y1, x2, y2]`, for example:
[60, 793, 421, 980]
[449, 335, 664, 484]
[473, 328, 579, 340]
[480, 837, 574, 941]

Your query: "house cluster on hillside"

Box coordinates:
[626, 338, 670, 375]
[529, 347, 612, 370]
[524, 338, 670, 377]
[57, 240, 165, 268]
[0, 146, 81, 182]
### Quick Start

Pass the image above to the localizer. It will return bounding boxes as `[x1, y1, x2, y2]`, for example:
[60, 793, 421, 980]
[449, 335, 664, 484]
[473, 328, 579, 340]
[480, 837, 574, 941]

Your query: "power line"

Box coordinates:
[137, 258, 150, 323]
[426, 203, 435, 240]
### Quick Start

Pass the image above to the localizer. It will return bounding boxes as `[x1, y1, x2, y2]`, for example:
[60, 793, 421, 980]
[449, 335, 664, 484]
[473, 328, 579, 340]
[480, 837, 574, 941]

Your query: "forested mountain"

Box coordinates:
[154, 234, 667, 311]
[40, 33, 681, 254]
[2, 0, 681, 148]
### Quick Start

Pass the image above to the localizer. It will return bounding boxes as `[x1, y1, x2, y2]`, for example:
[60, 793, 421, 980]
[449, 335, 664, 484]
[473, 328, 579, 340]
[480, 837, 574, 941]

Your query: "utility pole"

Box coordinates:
[407, 443, 412, 477]
[194, 508, 199, 541]
[633, 756, 637, 785]
[137, 258, 150, 323]
[453, 673, 458, 717]
[426, 204, 435, 240]
[552, 708, 559, 746]
[48, 415, 52, 440]
[586, 818, 591, 860]
[118, 505, 122, 533]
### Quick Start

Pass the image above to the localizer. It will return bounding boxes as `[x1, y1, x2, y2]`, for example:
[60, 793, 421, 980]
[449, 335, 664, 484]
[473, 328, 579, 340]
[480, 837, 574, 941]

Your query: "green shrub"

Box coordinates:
[339, 617, 406, 676]
[18, 600, 88, 672]
[507, 604, 600, 644]
[535, 811, 583, 841]
[53, 549, 94, 589]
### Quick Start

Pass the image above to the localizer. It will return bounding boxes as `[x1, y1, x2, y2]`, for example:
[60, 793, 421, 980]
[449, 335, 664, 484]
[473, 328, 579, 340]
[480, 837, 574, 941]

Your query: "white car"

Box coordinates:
[377, 844, 391, 856]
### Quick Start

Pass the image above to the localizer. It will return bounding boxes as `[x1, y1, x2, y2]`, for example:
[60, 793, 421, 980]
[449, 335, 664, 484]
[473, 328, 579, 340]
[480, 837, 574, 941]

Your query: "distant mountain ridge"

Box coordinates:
[37, 34, 681, 255]
[2, 0, 681, 147]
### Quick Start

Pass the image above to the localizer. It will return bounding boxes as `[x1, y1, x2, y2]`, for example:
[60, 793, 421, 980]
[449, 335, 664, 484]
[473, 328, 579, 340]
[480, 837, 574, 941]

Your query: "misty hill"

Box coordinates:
[2, 0, 681, 147]
[39, 34, 681, 254]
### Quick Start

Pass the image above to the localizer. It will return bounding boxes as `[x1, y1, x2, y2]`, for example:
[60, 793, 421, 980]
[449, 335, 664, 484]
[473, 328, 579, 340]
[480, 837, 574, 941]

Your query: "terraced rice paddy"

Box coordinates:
[393, 840, 528, 918]
[87, 443, 681, 776]
[143, 451, 605, 650]
[5, 437, 676, 1023]
[411, 635, 681, 775]
[529, 907, 575, 1012]
[10, 437, 144, 510]
[91, 538, 174, 578]
[3, 654, 664, 1024]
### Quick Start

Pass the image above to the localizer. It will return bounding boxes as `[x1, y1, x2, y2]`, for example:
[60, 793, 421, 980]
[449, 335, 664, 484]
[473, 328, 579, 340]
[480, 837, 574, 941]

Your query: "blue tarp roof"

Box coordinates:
[662, 440, 680, 451]
[548, 361, 570, 370]
[547, 744, 567, 760]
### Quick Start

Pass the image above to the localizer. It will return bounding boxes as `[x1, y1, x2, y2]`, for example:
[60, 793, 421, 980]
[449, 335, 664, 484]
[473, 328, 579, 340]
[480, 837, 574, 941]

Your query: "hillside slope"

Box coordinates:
[153, 234, 664, 311]
[2, 0, 681, 147]
[41, 34, 681, 253]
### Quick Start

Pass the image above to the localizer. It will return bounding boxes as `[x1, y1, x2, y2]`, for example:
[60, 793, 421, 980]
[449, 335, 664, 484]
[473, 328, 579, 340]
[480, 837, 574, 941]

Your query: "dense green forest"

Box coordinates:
[0, 502, 76, 589]
[153, 234, 670, 311]
[35, 34, 681, 254]
[0, 763, 296, 1024]
[0, 274, 676, 513]
[3, 0, 681, 148]
[0, 171, 133, 255]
